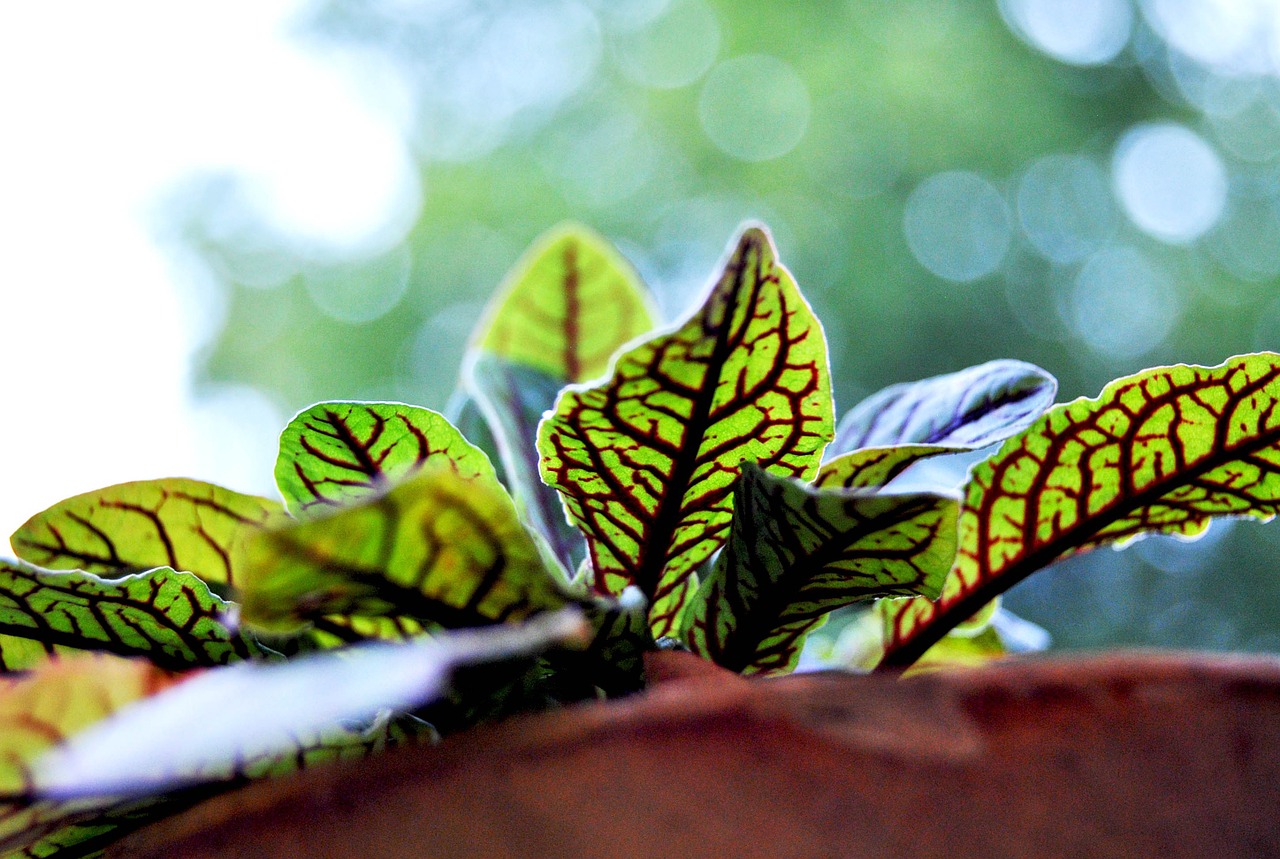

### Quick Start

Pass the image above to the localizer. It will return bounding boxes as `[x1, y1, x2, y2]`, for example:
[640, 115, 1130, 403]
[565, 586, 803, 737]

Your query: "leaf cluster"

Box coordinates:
[0, 223, 1278, 856]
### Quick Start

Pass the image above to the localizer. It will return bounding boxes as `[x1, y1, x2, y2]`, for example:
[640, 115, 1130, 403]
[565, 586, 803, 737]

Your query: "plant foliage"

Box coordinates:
[1, 222, 1277, 855]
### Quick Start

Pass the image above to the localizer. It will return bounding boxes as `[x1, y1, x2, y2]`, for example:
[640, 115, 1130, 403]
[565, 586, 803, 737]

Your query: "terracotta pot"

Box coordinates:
[115, 651, 1280, 858]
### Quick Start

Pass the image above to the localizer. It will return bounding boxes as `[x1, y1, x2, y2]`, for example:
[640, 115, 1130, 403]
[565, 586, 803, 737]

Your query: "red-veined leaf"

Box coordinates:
[11, 480, 285, 589]
[0, 562, 263, 671]
[878, 354, 1280, 670]
[816, 445, 955, 490]
[538, 226, 833, 636]
[238, 467, 575, 634]
[275, 402, 491, 518]
[684, 463, 955, 674]
[471, 222, 657, 383]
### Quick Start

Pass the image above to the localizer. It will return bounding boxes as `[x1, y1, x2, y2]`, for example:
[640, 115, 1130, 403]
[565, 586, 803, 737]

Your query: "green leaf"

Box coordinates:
[33, 610, 588, 799]
[539, 226, 834, 636]
[831, 359, 1057, 454]
[467, 355, 585, 575]
[238, 466, 574, 634]
[11, 480, 285, 588]
[472, 222, 657, 383]
[684, 463, 956, 675]
[0, 562, 262, 671]
[878, 354, 1280, 670]
[275, 402, 492, 518]
[816, 445, 955, 490]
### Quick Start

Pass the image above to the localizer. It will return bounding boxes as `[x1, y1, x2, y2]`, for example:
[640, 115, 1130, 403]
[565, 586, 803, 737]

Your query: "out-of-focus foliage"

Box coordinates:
[166, 0, 1280, 653]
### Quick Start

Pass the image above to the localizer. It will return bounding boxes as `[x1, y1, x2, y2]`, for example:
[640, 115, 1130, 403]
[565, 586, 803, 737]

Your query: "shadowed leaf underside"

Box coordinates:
[539, 227, 833, 636]
[238, 468, 572, 634]
[685, 464, 956, 674]
[879, 354, 1280, 670]
[0, 562, 261, 671]
[831, 359, 1057, 455]
[468, 356, 585, 576]
[11, 480, 285, 588]
[276, 402, 491, 518]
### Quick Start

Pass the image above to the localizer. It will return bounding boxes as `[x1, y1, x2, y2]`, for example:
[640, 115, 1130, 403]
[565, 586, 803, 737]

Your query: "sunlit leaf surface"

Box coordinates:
[816, 445, 955, 490]
[539, 227, 833, 636]
[879, 354, 1280, 669]
[0, 562, 261, 671]
[472, 222, 657, 383]
[831, 360, 1057, 454]
[685, 464, 955, 674]
[11, 480, 285, 588]
[239, 467, 572, 633]
[276, 402, 491, 518]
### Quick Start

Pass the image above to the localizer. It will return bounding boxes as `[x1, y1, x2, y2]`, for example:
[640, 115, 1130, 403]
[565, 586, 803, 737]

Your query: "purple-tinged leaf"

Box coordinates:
[832, 360, 1057, 455]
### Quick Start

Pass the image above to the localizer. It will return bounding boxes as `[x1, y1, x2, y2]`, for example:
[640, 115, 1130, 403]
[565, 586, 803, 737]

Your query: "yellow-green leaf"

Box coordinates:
[0, 655, 165, 856]
[275, 402, 491, 518]
[816, 445, 955, 490]
[878, 354, 1280, 670]
[539, 226, 834, 636]
[471, 222, 657, 383]
[238, 467, 573, 634]
[684, 464, 956, 675]
[11, 480, 285, 589]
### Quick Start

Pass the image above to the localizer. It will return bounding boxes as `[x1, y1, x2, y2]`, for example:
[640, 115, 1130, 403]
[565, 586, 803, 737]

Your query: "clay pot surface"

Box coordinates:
[115, 651, 1280, 858]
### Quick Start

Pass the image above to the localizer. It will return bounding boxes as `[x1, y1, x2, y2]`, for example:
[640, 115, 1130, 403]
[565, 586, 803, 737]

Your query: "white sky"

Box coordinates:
[0, 1, 415, 540]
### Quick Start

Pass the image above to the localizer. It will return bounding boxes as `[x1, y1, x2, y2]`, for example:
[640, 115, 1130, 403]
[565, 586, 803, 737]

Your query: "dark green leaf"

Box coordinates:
[467, 355, 585, 575]
[684, 463, 956, 674]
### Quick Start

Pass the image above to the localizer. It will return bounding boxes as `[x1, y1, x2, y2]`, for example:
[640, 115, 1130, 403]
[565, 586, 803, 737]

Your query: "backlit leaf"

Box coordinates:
[684, 464, 956, 675]
[11, 480, 285, 588]
[831, 359, 1057, 454]
[0, 562, 261, 671]
[239, 467, 574, 634]
[472, 222, 657, 383]
[468, 355, 585, 574]
[816, 445, 955, 490]
[0, 655, 165, 856]
[275, 402, 491, 518]
[878, 354, 1280, 670]
[34, 610, 589, 799]
[539, 227, 833, 636]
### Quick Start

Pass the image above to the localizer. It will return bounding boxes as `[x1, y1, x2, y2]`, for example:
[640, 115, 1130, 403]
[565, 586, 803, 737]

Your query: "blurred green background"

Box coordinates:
[163, 0, 1280, 653]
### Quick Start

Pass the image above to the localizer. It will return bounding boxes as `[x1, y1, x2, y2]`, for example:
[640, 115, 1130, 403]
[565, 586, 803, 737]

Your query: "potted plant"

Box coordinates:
[0, 224, 1277, 857]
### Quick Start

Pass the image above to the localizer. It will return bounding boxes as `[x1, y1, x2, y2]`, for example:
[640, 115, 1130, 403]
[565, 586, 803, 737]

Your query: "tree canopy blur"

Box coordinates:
[164, 0, 1280, 654]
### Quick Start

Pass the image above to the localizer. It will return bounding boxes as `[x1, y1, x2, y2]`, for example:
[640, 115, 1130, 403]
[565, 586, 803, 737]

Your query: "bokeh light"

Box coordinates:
[904, 171, 1012, 283]
[1113, 122, 1228, 243]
